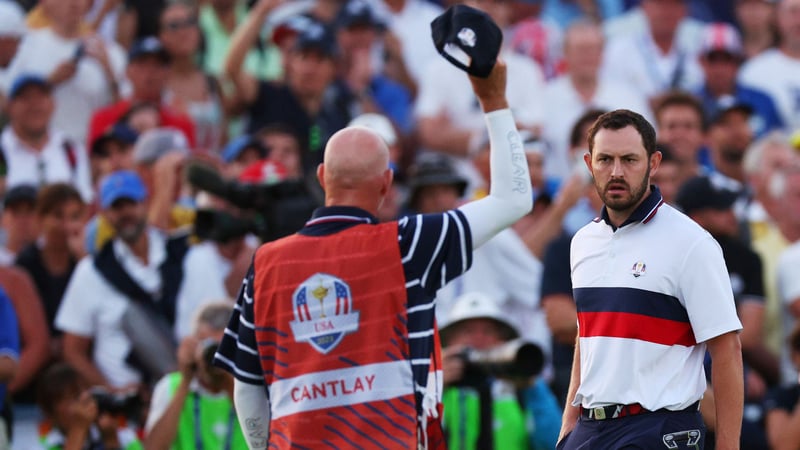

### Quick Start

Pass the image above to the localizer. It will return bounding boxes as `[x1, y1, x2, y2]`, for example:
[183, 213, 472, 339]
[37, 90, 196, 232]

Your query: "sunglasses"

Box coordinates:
[704, 51, 741, 64]
[163, 17, 197, 32]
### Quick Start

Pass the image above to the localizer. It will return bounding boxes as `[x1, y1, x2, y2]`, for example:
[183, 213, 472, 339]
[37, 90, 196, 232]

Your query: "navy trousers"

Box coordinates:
[557, 410, 706, 449]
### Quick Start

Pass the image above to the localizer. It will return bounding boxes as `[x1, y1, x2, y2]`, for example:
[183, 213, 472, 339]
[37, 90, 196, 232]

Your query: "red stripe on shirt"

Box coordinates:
[578, 311, 697, 347]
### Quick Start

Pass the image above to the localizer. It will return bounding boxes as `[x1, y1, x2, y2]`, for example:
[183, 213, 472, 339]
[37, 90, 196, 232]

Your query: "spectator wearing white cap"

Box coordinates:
[440, 292, 561, 450]
[3, 0, 127, 145]
[695, 22, 783, 139]
[0, 75, 94, 201]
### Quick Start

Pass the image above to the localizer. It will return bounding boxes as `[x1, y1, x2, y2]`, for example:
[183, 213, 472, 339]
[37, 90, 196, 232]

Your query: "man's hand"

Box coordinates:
[177, 336, 200, 378]
[442, 345, 466, 387]
[49, 60, 79, 86]
[65, 391, 98, 433]
[468, 59, 508, 113]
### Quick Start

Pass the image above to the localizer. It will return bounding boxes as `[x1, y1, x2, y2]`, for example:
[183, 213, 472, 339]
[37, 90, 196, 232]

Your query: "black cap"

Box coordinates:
[408, 154, 468, 208]
[7, 74, 51, 100]
[337, 0, 384, 29]
[128, 36, 170, 64]
[430, 4, 502, 78]
[294, 22, 337, 57]
[675, 176, 738, 214]
[3, 184, 37, 209]
[708, 96, 753, 125]
[91, 123, 139, 156]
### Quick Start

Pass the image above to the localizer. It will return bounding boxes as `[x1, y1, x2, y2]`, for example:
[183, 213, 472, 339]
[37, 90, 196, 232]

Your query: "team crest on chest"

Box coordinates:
[631, 261, 647, 278]
[289, 273, 360, 354]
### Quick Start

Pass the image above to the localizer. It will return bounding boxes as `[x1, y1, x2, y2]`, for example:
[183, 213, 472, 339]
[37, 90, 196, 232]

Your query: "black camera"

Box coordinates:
[455, 339, 544, 386]
[187, 162, 321, 243]
[89, 387, 142, 418]
[199, 339, 220, 370]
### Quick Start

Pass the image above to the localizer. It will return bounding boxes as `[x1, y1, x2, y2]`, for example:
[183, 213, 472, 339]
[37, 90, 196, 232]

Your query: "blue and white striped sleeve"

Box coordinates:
[398, 210, 473, 301]
[213, 264, 265, 385]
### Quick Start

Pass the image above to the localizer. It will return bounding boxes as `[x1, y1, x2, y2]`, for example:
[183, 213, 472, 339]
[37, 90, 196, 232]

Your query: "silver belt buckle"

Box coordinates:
[592, 407, 606, 420]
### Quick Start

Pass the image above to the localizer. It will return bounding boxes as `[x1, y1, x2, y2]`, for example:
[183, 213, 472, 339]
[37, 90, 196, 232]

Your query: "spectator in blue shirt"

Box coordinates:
[696, 22, 783, 138]
[0, 285, 20, 448]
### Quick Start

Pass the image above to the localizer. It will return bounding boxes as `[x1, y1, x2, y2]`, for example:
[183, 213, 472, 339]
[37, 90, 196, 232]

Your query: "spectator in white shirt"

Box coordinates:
[541, 21, 650, 179]
[3, 0, 127, 145]
[0, 75, 93, 201]
[601, 0, 704, 104]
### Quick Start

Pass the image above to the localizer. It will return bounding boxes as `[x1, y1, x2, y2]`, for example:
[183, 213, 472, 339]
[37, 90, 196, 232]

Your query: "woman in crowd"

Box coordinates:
[157, 0, 229, 154]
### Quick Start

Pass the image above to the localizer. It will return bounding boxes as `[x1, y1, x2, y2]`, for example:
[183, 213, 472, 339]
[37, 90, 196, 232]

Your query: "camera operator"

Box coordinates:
[144, 302, 246, 450]
[441, 292, 561, 450]
[35, 363, 143, 450]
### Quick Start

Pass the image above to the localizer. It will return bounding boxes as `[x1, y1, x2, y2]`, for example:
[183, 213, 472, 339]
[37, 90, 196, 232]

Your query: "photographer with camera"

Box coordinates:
[144, 302, 246, 450]
[35, 363, 143, 450]
[441, 292, 562, 450]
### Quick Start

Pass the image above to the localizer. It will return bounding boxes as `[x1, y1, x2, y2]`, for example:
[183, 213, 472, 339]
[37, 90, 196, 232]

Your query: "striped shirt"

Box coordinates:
[215, 205, 472, 415]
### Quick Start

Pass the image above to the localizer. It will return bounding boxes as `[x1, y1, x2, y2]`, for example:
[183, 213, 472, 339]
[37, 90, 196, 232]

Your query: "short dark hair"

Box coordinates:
[36, 183, 84, 217]
[653, 90, 705, 130]
[587, 109, 657, 157]
[36, 363, 85, 416]
[569, 108, 607, 149]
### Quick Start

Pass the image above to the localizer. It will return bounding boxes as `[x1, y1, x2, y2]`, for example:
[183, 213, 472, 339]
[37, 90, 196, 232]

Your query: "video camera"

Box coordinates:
[454, 339, 544, 387]
[187, 163, 322, 243]
[89, 387, 143, 419]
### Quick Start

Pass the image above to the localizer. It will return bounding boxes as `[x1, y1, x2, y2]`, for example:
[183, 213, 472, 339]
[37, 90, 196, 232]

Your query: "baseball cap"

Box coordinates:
[431, 4, 503, 78]
[348, 113, 397, 147]
[440, 292, 519, 342]
[6, 74, 51, 100]
[91, 123, 139, 156]
[132, 127, 190, 165]
[293, 22, 337, 57]
[238, 159, 288, 185]
[3, 184, 37, 209]
[407, 154, 468, 207]
[675, 176, 739, 214]
[707, 95, 754, 125]
[336, 0, 384, 29]
[128, 36, 170, 63]
[99, 170, 148, 209]
[0, 1, 26, 37]
[272, 14, 314, 47]
[221, 135, 268, 163]
[700, 23, 744, 58]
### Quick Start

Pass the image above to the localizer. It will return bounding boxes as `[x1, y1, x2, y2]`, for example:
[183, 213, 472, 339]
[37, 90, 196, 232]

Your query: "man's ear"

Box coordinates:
[316, 163, 325, 190]
[649, 150, 663, 177]
[380, 168, 393, 197]
[583, 151, 593, 176]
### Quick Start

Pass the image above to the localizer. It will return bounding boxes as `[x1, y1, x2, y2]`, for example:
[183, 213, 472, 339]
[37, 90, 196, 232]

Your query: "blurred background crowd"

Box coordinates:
[0, 0, 799, 448]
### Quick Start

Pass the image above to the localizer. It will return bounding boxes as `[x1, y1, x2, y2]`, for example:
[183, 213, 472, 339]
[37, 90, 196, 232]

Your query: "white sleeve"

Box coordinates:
[144, 375, 173, 433]
[54, 258, 97, 337]
[778, 245, 800, 305]
[458, 109, 533, 248]
[234, 379, 271, 450]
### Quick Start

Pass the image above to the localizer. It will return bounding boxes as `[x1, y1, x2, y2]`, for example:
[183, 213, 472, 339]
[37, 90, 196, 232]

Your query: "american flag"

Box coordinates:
[335, 282, 349, 315]
[296, 287, 312, 321]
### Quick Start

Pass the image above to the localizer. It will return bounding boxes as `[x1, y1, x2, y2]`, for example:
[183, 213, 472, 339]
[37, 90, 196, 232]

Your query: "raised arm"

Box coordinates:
[457, 60, 533, 248]
[222, 0, 282, 106]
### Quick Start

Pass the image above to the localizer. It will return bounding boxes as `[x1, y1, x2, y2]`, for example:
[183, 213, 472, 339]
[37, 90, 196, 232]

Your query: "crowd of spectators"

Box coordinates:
[0, 0, 799, 448]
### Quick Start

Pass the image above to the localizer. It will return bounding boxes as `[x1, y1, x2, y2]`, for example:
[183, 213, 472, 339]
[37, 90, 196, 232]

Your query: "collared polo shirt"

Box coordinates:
[570, 186, 741, 411]
[0, 127, 93, 201]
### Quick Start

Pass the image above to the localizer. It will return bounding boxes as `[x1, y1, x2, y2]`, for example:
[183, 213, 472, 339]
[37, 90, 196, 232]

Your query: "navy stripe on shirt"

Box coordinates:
[574, 286, 689, 323]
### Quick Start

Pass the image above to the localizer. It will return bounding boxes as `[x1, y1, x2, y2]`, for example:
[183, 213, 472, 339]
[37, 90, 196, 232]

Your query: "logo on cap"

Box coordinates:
[457, 27, 477, 47]
[290, 273, 360, 354]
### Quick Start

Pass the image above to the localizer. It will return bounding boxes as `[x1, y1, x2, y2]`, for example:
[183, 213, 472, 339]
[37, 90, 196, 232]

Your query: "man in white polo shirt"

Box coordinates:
[557, 109, 743, 449]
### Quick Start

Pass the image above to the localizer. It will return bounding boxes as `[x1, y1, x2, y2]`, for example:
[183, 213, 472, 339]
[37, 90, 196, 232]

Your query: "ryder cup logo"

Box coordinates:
[289, 273, 360, 354]
[631, 261, 646, 278]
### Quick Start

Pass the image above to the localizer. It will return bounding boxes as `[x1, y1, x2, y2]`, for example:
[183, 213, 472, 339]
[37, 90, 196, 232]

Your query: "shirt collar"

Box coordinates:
[300, 206, 378, 236]
[598, 185, 664, 231]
